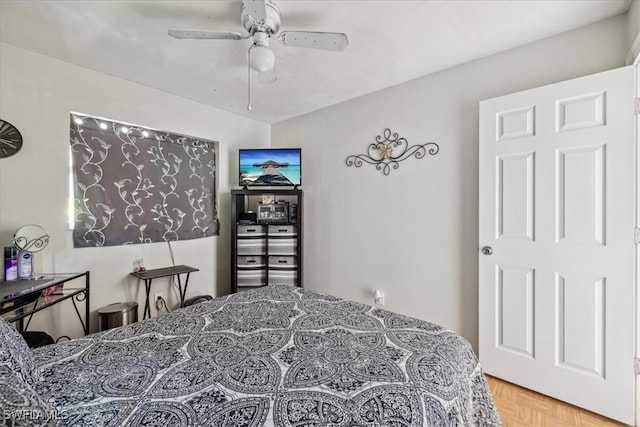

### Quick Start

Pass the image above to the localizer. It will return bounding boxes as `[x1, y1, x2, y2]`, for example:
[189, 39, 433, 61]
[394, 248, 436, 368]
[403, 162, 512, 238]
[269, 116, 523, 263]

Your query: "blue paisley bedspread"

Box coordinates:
[32, 285, 502, 426]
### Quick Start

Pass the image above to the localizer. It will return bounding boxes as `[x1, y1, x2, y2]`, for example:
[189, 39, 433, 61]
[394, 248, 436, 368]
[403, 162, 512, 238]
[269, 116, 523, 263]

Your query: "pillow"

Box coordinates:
[0, 364, 58, 427]
[0, 317, 36, 387]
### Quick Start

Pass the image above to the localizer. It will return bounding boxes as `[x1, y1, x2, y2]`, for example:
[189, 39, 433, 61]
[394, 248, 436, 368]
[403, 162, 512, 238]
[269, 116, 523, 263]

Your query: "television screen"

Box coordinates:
[239, 148, 301, 186]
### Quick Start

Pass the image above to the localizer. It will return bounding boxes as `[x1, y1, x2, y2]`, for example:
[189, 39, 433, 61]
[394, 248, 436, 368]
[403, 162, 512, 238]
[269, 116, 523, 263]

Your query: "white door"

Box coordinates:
[479, 66, 635, 425]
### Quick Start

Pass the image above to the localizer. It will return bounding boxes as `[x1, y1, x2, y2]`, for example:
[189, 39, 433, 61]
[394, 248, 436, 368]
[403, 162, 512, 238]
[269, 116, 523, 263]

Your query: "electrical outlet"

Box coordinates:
[374, 289, 385, 306]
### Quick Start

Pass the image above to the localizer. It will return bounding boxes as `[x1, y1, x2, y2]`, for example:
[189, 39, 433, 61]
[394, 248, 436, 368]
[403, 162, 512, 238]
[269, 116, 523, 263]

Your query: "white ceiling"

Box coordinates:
[0, 0, 632, 124]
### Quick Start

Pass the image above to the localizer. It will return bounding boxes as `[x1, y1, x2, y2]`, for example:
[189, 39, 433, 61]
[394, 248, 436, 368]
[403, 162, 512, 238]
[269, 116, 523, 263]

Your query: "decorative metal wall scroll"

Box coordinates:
[345, 128, 439, 175]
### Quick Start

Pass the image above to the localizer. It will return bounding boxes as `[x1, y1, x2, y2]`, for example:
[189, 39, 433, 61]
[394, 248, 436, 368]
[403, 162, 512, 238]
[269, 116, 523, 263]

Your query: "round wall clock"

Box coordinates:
[0, 119, 23, 158]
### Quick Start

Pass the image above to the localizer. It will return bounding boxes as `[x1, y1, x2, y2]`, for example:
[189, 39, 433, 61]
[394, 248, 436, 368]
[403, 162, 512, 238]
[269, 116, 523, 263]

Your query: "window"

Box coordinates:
[70, 113, 219, 247]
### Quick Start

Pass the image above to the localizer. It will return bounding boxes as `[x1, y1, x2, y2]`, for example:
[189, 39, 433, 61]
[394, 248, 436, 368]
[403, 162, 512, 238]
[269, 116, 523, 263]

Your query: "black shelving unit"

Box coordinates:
[230, 188, 303, 293]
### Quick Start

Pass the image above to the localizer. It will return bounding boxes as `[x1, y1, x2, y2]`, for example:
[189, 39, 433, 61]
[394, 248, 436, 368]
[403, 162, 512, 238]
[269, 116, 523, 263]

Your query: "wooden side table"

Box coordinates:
[130, 265, 199, 319]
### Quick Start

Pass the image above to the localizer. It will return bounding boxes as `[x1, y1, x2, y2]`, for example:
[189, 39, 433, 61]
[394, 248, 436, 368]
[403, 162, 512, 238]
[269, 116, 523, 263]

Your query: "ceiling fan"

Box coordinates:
[168, 0, 349, 102]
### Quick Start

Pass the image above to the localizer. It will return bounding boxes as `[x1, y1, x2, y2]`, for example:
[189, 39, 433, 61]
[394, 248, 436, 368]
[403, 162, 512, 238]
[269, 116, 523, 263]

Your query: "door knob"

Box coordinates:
[481, 246, 493, 255]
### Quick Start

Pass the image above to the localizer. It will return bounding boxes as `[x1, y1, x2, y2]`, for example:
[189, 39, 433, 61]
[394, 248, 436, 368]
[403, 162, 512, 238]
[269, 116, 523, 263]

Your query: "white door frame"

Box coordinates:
[634, 51, 640, 427]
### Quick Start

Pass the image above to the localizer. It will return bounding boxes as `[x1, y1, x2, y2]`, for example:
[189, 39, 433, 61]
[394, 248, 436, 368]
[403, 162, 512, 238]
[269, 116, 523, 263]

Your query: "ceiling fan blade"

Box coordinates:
[243, 0, 267, 25]
[168, 29, 245, 40]
[277, 31, 348, 52]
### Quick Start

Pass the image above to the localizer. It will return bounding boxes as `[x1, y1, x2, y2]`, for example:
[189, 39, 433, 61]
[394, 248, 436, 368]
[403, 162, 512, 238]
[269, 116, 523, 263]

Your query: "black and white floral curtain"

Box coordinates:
[70, 113, 219, 248]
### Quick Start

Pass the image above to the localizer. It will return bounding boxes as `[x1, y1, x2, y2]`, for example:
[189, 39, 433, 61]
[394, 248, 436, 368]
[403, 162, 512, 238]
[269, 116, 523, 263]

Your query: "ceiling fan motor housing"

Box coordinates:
[253, 32, 269, 47]
[242, 0, 281, 35]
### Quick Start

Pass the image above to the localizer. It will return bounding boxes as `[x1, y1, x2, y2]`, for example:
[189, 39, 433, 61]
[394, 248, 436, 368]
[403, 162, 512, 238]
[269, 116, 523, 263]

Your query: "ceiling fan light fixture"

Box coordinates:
[249, 45, 275, 72]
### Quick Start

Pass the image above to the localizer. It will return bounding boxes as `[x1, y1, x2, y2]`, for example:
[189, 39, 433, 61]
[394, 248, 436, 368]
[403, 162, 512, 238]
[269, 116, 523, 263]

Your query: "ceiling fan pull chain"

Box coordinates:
[247, 46, 253, 111]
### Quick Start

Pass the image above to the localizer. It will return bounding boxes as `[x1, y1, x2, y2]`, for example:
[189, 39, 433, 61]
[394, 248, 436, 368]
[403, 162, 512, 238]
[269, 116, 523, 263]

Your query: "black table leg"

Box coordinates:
[85, 271, 90, 334]
[176, 272, 192, 307]
[143, 280, 152, 320]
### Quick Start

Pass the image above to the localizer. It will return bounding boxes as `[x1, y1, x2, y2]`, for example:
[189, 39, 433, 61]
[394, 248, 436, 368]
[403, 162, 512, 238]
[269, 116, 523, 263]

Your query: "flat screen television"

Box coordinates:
[239, 148, 301, 187]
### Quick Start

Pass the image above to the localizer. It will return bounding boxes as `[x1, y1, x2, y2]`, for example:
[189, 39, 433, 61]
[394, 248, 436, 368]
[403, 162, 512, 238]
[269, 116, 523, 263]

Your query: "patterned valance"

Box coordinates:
[70, 113, 219, 247]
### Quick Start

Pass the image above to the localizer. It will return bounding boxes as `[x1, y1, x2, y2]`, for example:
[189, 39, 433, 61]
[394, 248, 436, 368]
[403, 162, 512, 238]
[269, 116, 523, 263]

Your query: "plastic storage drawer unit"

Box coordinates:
[237, 239, 266, 255]
[237, 224, 265, 237]
[268, 269, 297, 286]
[237, 270, 266, 287]
[267, 225, 297, 237]
[267, 238, 297, 255]
[268, 256, 297, 268]
[237, 255, 266, 268]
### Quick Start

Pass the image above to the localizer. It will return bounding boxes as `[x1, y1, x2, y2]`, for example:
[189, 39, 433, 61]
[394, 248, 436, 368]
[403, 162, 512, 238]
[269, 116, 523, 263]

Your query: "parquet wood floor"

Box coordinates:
[486, 375, 630, 426]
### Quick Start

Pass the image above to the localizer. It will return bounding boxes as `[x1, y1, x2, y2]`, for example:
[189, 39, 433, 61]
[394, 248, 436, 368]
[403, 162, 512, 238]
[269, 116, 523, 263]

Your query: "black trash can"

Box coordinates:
[98, 302, 138, 331]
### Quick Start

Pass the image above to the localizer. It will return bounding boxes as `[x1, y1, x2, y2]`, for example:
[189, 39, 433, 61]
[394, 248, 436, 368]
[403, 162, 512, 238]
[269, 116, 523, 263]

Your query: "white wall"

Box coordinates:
[0, 43, 270, 338]
[272, 14, 629, 351]
[629, 0, 639, 47]
[627, 0, 640, 63]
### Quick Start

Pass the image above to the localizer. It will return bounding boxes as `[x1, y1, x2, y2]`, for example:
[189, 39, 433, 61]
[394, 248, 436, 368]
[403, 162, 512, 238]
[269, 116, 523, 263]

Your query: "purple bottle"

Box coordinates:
[4, 246, 18, 281]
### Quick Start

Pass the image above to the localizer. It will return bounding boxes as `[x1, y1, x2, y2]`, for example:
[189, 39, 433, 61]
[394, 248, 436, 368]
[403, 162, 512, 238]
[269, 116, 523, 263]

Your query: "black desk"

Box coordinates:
[130, 265, 198, 319]
[0, 272, 90, 335]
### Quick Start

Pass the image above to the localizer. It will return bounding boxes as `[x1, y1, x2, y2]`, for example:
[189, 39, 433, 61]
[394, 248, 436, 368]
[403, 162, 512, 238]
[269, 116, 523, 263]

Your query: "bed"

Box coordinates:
[1, 285, 501, 426]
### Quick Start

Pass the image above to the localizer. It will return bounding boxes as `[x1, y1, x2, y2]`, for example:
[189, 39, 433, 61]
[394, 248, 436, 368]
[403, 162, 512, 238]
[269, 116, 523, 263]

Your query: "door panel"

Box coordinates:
[555, 272, 605, 378]
[496, 265, 535, 358]
[479, 66, 635, 425]
[497, 153, 535, 241]
[556, 144, 606, 245]
[556, 91, 606, 132]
